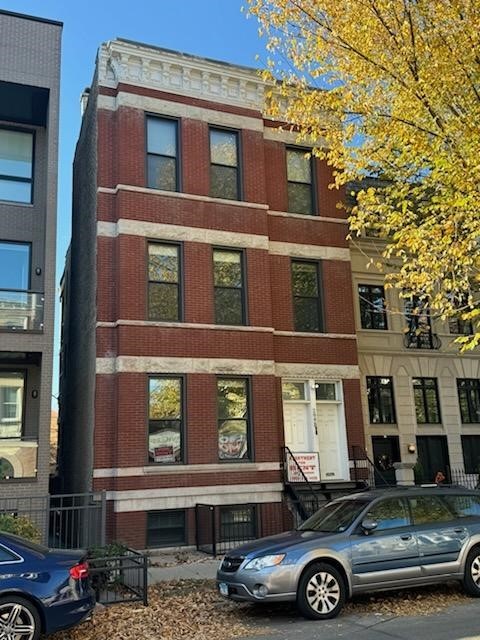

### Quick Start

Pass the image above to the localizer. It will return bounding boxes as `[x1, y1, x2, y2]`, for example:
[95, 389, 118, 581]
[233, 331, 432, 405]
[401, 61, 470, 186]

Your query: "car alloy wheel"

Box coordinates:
[464, 548, 480, 597]
[297, 562, 346, 620]
[0, 597, 40, 640]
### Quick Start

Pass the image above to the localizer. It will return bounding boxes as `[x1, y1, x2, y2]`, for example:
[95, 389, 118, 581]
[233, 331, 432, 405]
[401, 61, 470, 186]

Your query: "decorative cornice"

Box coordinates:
[97, 39, 267, 111]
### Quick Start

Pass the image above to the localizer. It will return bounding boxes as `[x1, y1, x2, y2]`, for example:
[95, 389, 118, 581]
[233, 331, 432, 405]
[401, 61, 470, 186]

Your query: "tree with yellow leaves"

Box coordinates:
[248, 0, 480, 349]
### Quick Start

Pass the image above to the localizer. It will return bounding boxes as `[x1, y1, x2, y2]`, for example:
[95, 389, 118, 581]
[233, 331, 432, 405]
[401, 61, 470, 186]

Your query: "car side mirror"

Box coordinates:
[361, 518, 378, 534]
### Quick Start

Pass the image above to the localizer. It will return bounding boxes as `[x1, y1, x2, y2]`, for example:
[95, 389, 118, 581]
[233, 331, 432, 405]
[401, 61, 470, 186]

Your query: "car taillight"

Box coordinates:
[69, 561, 89, 580]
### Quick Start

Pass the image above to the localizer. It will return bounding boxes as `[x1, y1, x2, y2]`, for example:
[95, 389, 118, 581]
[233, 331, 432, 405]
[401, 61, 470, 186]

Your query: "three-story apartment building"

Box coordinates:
[351, 239, 480, 486]
[0, 10, 61, 496]
[59, 39, 365, 548]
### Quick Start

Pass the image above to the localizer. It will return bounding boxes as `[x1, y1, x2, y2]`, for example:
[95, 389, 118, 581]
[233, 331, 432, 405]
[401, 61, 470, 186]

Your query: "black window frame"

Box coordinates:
[147, 241, 183, 322]
[0, 240, 31, 292]
[219, 504, 257, 543]
[147, 375, 185, 465]
[457, 379, 480, 424]
[209, 127, 241, 201]
[217, 376, 253, 462]
[358, 284, 388, 330]
[212, 247, 247, 326]
[367, 376, 397, 424]
[291, 259, 324, 333]
[145, 115, 180, 192]
[146, 509, 186, 548]
[461, 435, 480, 474]
[286, 146, 316, 215]
[0, 126, 35, 205]
[413, 377, 441, 424]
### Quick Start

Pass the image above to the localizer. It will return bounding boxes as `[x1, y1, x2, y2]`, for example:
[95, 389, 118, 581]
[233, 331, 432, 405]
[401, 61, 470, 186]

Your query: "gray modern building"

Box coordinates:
[0, 10, 62, 496]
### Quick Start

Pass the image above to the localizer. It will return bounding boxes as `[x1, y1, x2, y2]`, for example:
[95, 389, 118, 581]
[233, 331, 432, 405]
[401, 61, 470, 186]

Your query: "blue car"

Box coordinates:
[0, 532, 95, 639]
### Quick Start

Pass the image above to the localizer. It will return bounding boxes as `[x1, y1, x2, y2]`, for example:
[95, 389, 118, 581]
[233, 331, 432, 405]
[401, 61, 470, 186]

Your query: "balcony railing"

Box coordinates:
[0, 290, 44, 331]
[403, 331, 441, 350]
[0, 437, 38, 479]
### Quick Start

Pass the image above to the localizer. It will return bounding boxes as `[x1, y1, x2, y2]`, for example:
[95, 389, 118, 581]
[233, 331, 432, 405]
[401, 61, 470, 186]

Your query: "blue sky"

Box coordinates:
[1, 0, 265, 405]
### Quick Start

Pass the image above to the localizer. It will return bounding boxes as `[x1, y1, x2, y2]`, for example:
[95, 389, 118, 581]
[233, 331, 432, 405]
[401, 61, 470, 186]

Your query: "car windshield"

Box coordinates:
[298, 498, 370, 533]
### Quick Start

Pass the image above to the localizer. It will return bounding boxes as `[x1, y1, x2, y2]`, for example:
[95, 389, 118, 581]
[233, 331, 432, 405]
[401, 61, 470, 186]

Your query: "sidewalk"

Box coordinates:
[147, 550, 220, 584]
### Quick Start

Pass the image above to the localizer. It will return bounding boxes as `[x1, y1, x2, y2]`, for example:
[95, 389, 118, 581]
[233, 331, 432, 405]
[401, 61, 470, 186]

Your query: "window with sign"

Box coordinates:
[217, 378, 251, 461]
[148, 377, 183, 464]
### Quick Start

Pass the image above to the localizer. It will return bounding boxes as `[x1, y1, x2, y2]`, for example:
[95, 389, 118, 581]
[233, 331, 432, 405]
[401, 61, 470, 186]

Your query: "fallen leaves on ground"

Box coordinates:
[50, 579, 473, 640]
[344, 582, 470, 617]
[50, 580, 258, 640]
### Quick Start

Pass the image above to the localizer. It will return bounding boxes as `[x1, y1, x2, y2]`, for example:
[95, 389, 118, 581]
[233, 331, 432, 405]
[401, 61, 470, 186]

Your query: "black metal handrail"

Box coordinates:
[351, 445, 393, 487]
[403, 331, 441, 350]
[282, 446, 320, 514]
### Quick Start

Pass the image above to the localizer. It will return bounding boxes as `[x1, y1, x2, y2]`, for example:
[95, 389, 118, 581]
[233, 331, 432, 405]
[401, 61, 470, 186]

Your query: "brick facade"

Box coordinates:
[63, 39, 365, 549]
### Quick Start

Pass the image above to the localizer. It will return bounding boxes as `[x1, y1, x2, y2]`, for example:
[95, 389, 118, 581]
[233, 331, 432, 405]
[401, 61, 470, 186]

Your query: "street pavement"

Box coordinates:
[237, 601, 480, 640]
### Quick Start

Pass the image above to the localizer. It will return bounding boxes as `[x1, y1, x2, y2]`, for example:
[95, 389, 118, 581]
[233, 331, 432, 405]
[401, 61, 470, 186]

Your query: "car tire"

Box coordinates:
[463, 547, 480, 597]
[297, 562, 346, 620]
[0, 594, 41, 640]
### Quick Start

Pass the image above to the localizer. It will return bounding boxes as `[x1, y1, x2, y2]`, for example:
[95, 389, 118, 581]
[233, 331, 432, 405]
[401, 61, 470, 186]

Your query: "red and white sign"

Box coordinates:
[287, 452, 320, 482]
[153, 446, 175, 463]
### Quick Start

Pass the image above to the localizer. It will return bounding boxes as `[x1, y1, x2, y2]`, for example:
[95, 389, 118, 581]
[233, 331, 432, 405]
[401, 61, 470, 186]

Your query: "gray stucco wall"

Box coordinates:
[0, 11, 61, 496]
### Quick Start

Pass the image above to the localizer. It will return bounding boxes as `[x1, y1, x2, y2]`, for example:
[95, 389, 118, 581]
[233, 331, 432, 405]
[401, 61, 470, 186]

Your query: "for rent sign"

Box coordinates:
[287, 452, 321, 482]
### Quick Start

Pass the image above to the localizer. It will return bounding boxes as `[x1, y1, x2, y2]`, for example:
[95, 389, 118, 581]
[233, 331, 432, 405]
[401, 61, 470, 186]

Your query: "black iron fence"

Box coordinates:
[89, 548, 148, 606]
[0, 492, 106, 549]
[350, 446, 394, 487]
[196, 503, 260, 556]
[448, 468, 480, 490]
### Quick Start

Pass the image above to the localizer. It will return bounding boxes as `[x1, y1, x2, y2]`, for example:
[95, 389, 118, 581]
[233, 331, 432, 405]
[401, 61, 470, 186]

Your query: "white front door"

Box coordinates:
[315, 402, 343, 480]
[283, 402, 312, 452]
[282, 380, 349, 482]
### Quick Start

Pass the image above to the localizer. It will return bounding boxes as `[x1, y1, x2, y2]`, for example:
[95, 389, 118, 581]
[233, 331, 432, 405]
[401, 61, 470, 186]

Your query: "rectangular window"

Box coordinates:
[358, 284, 387, 330]
[449, 317, 474, 336]
[146, 117, 178, 191]
[213, 249, 245, 325]
[0, 371, 24, 438]
[461, 436, 480, 474]
[0, 128, 34, 203]
[148, 243, 181, 322]
[147, 510, 186, 547]
[287, 148, 314, 215]
[291, 260, 323, 332]
[220, 505, 257, 542]
[217, 378, 251, 461]
[210, 128, 240, 200]
[148, 377, 183, 464]
[413, 378, 441, 424]
[458, 379, 480, 424]
[367, 376, 396, 424]
[0, 242, 30, 291]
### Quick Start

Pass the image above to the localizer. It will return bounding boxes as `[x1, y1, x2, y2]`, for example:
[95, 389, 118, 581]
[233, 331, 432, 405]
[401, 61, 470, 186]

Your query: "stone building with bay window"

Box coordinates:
[59, 39, 365, 549]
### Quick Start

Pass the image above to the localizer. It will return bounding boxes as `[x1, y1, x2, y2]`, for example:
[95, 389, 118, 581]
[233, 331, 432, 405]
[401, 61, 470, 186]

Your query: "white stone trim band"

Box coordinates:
[94, 461, 280, 479]
[107, 482, 283, 512]
[96, 356, 360, 379]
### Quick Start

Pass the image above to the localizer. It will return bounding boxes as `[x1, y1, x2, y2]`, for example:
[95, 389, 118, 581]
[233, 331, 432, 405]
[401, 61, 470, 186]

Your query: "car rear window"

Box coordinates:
[444, 494, 480, 518]
[0, 533, 48, 556]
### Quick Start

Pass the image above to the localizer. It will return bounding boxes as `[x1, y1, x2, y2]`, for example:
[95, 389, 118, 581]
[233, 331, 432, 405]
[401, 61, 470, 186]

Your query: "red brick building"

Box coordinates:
[59, 39, 365, 549]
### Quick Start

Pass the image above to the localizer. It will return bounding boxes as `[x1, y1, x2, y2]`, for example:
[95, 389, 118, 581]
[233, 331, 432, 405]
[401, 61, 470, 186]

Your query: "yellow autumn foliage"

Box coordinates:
[248, 0, 480, 349]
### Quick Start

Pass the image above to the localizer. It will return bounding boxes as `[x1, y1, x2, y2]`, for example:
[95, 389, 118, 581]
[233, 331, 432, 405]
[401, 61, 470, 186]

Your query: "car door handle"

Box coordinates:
[454, 528, 465, 534]
[400, 534, 412, 541]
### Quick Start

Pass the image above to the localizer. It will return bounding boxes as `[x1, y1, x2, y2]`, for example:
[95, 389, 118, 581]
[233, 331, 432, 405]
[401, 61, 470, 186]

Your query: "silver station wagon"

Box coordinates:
[217, 487, 480, 619]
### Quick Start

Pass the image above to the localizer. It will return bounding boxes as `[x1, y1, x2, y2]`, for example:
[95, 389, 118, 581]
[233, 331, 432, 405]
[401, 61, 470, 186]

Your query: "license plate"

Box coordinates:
[219, 582, 229, 597]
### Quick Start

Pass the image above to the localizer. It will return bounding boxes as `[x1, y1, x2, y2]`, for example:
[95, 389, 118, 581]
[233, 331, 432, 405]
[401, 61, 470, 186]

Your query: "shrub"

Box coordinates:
[0, 514, 42, 543]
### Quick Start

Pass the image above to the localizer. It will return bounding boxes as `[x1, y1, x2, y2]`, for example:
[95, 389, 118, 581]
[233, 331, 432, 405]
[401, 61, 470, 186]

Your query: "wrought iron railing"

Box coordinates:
[196, 503, 259, 556]
[351, 445, 394, 487]
[0, 289, 44, 331]
[403, 331, 441, 350]
[89, 548, 148, 606]
[282, 447, 320, 520]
